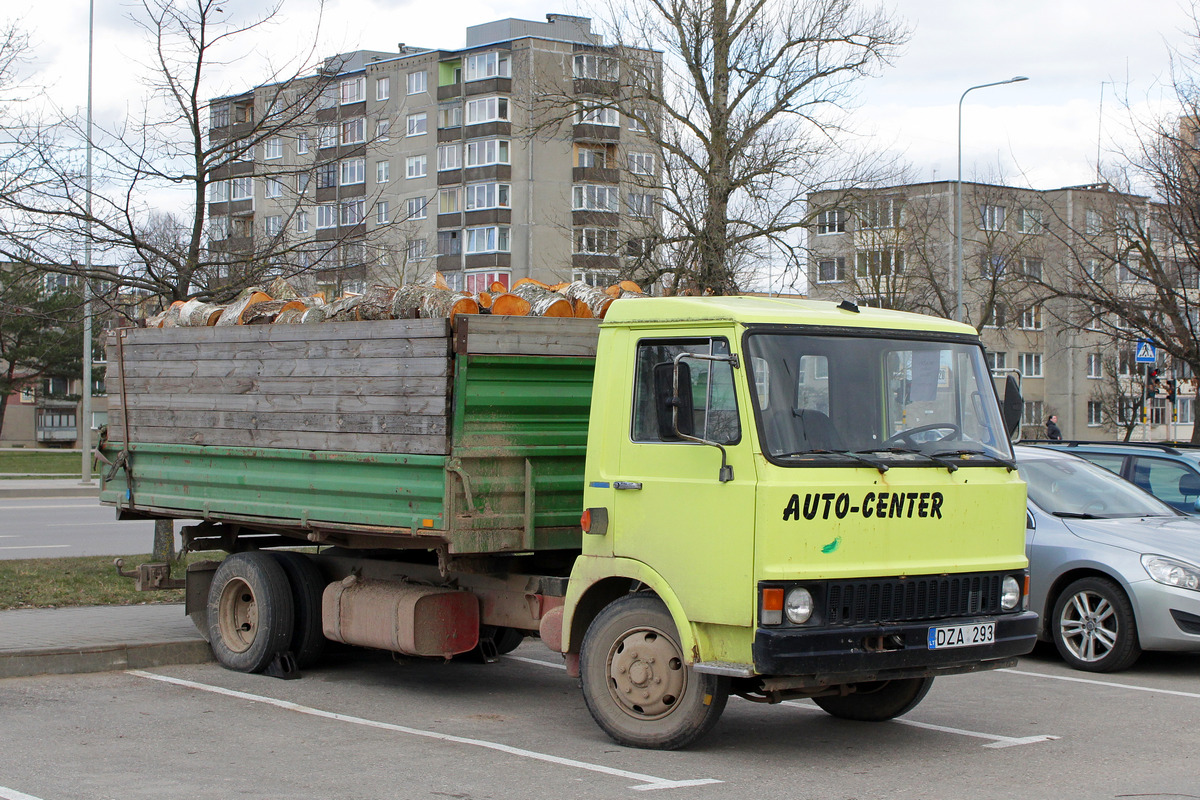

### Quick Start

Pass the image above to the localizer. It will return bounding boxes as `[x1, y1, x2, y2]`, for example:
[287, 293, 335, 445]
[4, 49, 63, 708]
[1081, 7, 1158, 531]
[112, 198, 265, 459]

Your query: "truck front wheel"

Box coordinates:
[207, 552, 295, 673]
[812, 677, 934, 721]
[580, 594, 729, 750]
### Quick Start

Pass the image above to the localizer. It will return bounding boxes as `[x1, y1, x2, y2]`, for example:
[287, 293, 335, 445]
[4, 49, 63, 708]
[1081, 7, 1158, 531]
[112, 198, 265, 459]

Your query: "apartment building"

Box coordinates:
[206, 15, 662, 296]
[806, 180, 1197, 442]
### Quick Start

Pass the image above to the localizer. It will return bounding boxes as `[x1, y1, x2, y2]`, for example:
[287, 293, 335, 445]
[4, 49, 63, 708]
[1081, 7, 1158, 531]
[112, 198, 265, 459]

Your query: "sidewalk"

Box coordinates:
[0, 603, 212, 679]
[0, 478, 101, 499]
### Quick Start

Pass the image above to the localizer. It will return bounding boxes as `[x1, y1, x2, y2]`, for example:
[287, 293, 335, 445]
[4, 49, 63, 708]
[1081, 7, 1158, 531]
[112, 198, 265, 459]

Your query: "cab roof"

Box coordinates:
[602, 296, 977, 336]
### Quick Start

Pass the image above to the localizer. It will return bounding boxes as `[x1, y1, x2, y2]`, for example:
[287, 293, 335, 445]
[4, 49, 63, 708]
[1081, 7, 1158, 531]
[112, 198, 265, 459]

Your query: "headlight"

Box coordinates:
[1000, 575, 1021, 610]
[1142, 555, 1200, 591]
[785, 588, 814, 624]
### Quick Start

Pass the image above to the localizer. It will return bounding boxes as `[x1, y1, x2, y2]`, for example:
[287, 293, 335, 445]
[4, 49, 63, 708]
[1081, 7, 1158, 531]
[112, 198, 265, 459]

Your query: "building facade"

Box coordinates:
[806, 181, 1197, 442]
[206, 15, 662, 296]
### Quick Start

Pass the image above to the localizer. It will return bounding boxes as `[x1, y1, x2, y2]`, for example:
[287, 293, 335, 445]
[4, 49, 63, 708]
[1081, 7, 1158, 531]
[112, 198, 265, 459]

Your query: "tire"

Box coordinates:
[1051, 576, 1141, 672]
[812, 678, 934, 721]
[579, 594, 729, 750]
[269, 551, 328, 669]
[206, 552, 295, 673]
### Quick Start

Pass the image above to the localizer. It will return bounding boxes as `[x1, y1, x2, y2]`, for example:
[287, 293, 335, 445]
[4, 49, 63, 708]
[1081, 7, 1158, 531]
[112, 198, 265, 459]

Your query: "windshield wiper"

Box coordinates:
[774, 449, 889, 473]
[926, 448, 1018, 472]
[856, 447, 959, 473]
[1052, 511, 1105, 519]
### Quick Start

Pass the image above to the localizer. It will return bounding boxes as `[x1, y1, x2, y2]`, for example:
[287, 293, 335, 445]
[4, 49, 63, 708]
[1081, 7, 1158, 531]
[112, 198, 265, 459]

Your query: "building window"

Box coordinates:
[376, 118, 391, 140]
[1019, 305, 1042, 330]
[627, 193, 653, 217]
[1118, 399, 1136, 424]
[980, 254, 1006, 278]
[437, 229, 461, 256]
[858, 198, 901, 230]
[264, 137, 283, 160]
[1018, 208, 1044, 234]
[341, 76, 365, 104]
[340, 158, 365, 186]
[576, 101, 618, 126]
[400, 196, 424, 221]
[1087, 353, 1103, 379]
[464, 139, 509, 167]
[341, 118, 365, 145]
[317, 84, 338, 111]
[264, 178, 284, 199]
[376, 160, 390, 183]
[855, 249, 903, 277]
[296, 211, 308, 233]
[1085, 209, 1102, 235]
[319, 125, 337, 149]
[438, 104, 462, 129]
[297, 173, 310, 193]
[407, 238, 428, 262]
[437, 144, 461, 171]
[628, 113, 647, 132]
[406, 154, 427, 179]
[376, 201, 389, 224]
[816, 257, 845, 283]
[264, 215, 283, 237]
[1087, 401, 1103, 426]
[407, 70, 427, 95]
[577, 146, 607, 168]
[297, 132, 309, 155]
[816, 209, 845, 235]
[210, 103, 230, 128]
[573, 53, 618, 80]
[1118, 259, 1142, 283]
[573, 269, 619, 288]
[406, 113, 427, 137]
[340, 199, 364, 226]
[316, 162, 337, 189]
[376, 76, 390, 101]
[1019, 352, 1043, 378]
[466, 96, 509, 124]
[628, 152, 655, 175]
[980, 204, 1007, 231]
[466, 270, 510, 293]
[985, 351, 1007, 374]
[465, 225, 510, 253]
[572, 184, 619, 212]
[1021, 258, 1043, 280]
[1151, 397, 1168, 426]
[466, 182, 511, 210]
[1022, 400, 1044, 426]
[316, 204, 336, 229]
[231, 215, 252, 237]
[439, 187, 461, 214]
[574, 227, 617, 254]
[209, 216, 229, 240]
[1179, 397, 1195, 425]
[231, 177, 254, 201]
[209, 180, 229, 202]
[465, 51, 510, 81]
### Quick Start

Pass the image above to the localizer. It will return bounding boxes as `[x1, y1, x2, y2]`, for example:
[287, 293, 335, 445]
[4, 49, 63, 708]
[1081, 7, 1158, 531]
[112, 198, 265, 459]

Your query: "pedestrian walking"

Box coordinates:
[1046, 414, 1062, 440]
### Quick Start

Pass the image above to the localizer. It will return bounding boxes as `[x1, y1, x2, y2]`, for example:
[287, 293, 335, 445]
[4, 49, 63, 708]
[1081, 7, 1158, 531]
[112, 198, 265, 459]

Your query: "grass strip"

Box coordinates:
[0, 552, 223, 610]
[0, 451, 97, 478]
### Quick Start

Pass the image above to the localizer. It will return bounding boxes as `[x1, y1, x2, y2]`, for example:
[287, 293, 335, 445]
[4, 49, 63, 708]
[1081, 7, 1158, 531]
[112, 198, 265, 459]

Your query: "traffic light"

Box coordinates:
[1168, 379, 1178, 402]
[1149, 368, 1161, 393]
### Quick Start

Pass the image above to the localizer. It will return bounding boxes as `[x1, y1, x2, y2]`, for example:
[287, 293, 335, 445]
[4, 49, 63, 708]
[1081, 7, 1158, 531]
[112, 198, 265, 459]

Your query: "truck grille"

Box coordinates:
[824, 573, 1002, 626]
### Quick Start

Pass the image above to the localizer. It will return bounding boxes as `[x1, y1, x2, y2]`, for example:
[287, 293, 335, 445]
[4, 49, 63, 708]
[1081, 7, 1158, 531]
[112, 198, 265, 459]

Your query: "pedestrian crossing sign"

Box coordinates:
[1135, 340, 1157, 363]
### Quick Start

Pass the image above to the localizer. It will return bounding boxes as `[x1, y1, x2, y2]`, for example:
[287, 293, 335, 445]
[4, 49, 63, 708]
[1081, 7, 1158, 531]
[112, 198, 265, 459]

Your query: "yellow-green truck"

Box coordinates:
[100, 296, 1036, 749]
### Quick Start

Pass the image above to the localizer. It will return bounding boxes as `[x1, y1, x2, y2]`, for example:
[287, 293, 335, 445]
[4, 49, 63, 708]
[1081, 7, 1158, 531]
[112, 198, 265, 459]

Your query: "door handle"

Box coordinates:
[613, 481, 642, 490]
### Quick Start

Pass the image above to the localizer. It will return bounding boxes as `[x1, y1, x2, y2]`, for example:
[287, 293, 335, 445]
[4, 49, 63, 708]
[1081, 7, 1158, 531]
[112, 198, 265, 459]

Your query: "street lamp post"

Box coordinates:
[80, 0, 95, 485]
[955, 76, 1029, 323]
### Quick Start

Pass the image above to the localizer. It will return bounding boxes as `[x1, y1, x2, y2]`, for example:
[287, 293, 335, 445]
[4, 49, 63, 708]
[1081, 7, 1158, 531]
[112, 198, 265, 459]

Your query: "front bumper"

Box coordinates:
[752, 611, 1038, 678]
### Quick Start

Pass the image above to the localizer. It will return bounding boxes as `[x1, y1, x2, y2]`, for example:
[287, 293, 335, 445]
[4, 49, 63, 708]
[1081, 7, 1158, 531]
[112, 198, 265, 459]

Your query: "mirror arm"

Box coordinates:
[671, 352, 738, 483]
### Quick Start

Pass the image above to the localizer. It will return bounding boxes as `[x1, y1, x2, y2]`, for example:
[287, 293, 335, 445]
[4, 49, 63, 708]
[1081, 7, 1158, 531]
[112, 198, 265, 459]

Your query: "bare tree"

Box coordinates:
[0, 0, 342, 306]
[532, 0, 908, 295]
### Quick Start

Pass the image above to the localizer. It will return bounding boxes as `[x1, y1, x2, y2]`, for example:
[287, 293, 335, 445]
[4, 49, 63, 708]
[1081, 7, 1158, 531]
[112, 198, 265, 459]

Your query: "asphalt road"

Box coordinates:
[0, 497, 172, 558]
[1, 641, 1198, 799]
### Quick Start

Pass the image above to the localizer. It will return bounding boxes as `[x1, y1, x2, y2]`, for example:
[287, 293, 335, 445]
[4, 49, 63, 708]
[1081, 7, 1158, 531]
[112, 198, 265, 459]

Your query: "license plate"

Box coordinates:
[927, 622, 995, 649]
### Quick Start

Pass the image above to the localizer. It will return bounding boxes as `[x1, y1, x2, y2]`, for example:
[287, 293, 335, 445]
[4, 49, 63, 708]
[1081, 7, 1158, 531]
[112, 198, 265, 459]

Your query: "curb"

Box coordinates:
[0, 640, 213, 680]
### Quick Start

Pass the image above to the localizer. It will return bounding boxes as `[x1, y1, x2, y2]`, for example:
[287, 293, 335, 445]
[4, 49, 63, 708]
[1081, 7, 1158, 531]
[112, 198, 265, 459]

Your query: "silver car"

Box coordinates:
[1018, 445, 1200, 672]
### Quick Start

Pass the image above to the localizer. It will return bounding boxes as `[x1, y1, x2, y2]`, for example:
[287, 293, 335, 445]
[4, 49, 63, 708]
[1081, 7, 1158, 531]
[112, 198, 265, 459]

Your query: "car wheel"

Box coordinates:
[1051, 576, 1141, 672]
[207, 552, 295, 673]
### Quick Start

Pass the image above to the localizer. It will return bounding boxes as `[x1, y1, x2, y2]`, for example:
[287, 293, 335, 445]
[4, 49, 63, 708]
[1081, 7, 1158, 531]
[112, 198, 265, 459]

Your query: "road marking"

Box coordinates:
[0, 502, 102, 509]
[45, 521, 150, 527]
[0, 786, 47, 800]
[782, 701, 1059, 748]
[129, 671, 721, 792]
[505, 654, 567, 670]
[1000, 667, 1200, 699]
[0, 545, 71, 551]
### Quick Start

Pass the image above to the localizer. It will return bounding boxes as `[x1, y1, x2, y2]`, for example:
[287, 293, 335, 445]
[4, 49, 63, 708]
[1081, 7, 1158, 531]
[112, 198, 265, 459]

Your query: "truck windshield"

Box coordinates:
[745, 332, 1013, 466]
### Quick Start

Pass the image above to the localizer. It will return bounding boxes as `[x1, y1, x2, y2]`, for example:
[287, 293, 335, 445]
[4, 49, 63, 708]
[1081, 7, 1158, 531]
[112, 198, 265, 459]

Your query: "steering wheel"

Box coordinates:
[882, 423, 962, 449]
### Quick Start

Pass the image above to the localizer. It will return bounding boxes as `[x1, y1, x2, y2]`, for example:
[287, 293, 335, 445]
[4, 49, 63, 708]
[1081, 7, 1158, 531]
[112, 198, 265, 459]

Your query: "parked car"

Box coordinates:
[1017, 445, 1200, 672]
[1021, 440, 1200, 514]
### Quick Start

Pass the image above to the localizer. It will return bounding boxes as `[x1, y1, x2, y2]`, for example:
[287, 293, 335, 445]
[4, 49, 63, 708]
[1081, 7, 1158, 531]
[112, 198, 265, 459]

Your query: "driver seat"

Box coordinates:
[794, 409, 846, 451]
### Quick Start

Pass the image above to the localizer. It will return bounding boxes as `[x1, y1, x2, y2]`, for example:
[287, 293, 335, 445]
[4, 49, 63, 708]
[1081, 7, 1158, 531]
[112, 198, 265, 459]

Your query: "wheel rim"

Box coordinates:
[605, 625, 687, 720]
[1059, 589, 1118, 663]
[217, 577, 259, 654]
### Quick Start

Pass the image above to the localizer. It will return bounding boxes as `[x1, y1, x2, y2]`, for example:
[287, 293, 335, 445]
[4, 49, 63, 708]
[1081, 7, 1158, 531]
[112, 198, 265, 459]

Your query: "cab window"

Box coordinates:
[631, 338, 740, 445]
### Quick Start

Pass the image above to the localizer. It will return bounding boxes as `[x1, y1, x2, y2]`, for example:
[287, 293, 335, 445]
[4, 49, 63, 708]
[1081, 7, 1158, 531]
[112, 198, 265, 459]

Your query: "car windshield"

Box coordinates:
[745, 332, 1012, 465]
[1020, 453, 1179, 518]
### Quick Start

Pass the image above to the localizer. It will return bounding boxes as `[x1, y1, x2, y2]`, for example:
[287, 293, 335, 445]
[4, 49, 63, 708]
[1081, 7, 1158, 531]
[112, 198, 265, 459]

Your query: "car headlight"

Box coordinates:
[785, 588, 814, 624]
[1142, 555, 1200, 591]
[1000, 575, 1021, 610]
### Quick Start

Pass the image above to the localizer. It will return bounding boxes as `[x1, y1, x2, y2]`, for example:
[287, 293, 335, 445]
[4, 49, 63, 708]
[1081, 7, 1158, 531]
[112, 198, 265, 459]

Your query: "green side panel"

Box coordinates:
[98, 443, 447, 530]
[450, 354, 595, 547]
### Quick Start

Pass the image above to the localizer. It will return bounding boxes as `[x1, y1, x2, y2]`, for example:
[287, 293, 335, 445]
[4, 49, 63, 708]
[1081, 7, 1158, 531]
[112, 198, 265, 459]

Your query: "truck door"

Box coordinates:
[613, 336, 755, 627]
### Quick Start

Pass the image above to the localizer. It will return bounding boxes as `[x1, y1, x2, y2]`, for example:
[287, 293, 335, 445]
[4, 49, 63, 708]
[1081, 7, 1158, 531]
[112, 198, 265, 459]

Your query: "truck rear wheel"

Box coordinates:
[580, 594, 729, 750]
[207, 552, 295, 673]
[269, 551, 328, 669]
[812, 677, 934, 721]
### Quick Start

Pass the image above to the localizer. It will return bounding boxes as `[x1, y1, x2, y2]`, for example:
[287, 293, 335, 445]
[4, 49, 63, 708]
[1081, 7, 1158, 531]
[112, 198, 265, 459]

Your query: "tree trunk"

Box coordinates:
[390, 285, 479, 321]
[356, 285, 398, 320]
[559, 281, 614, 319]
[488, 292, 531, 317]
[511, 283, 573, 317]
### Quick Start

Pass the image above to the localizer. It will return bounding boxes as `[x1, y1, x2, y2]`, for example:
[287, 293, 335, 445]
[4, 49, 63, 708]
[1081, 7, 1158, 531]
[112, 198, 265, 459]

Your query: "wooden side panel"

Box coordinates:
[457, 315, 600, 357]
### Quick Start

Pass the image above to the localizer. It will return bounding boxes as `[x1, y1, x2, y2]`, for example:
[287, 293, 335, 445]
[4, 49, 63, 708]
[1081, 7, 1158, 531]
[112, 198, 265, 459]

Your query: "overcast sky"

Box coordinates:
[12, 0, 1199, 193]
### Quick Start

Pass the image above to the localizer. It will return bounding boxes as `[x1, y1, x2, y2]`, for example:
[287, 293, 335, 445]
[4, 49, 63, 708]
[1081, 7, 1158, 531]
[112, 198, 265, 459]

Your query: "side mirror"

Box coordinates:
[654, 361, 693, 439]
[1002, 375, 1023, 439]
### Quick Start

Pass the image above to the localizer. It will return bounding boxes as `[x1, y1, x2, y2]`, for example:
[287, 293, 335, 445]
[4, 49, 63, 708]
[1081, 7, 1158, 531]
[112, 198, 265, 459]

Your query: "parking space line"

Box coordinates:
[1000, 667, 1200, 699]
[0, 786, 47, 800]
[504, 654, 567, 670]
[129, 670, 721, 792]
[782, 701, 1059, 748]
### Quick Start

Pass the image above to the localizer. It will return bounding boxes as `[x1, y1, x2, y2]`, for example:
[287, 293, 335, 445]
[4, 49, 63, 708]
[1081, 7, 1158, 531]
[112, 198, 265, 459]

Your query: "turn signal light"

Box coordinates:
[761, 587, 784, 625]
